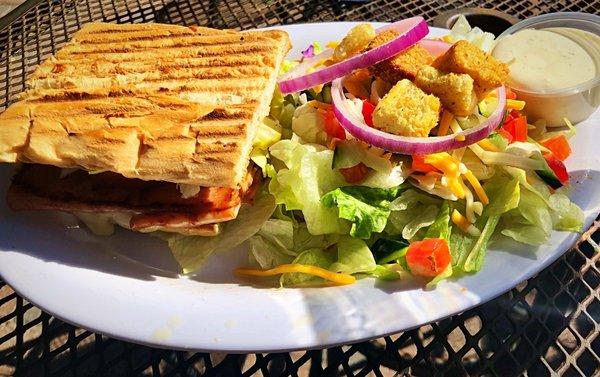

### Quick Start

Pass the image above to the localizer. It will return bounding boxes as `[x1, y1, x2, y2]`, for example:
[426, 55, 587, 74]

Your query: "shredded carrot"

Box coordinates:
[235, 264, 356, 286]
[463, 170, 489, 205]
[437, 110, 454, 136]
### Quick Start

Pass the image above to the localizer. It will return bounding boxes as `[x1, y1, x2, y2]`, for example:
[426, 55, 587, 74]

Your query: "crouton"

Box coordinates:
[367, 30, 434, 84]
[432, 40, 509, 97]
[333, 23, 377, 62]
[372, 79, 441, 137]
[415, 66, 477, 116]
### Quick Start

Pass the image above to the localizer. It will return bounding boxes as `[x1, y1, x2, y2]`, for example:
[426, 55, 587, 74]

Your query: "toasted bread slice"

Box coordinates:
[0, 22, 290, 188]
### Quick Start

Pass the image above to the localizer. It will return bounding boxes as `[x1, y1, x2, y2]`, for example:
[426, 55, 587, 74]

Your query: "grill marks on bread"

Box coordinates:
[0, 22, 290, 187]
[14, 94, 255, 183]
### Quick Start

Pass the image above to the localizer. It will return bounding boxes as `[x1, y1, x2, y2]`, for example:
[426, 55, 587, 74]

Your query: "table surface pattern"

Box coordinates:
[0, 1, 599, 376]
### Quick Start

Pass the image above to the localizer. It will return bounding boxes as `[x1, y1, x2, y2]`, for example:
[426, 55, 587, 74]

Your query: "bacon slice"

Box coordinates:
[7, 164, 260, 235]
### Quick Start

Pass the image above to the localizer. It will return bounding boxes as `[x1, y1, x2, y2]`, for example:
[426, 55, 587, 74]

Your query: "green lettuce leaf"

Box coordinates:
[425, 201, 452, 241]
[321, 186, 401, 239]
[500, 166, 583, 244]
[249, 235, 296, 269]
[549, 191, 584, 232]
[163, 193, 276, 274]
[462, 215, 500, 272]
[269, 140, 348, 235]
[450, 231, 475, 268]
[256, 219, 294, 250]
[426, 264, 453, 288]
[500, 221, 549, 245]
[483, 174, 520, 216]
[518, 189, 553, 236]
[280, 248, 335, 286]
[386, 189, 442, 237]
[370, 265, 403, 280]
[293, 223, 339, 252]
[330, 237, 376, 274]
[250, 214, 339, 269]
[401, 204, 439, 240]
[291, 104, 328, 144]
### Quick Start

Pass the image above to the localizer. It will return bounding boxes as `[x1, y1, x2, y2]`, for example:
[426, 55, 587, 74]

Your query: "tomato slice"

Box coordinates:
[497, 127, 513, 143]
[506, 87, 517, 100]
[324, 110, 346, 139]
[512, 116, 528, 142]
[405, 238, 451, 277]
[541, 135, 571, 161]
[502, 115, 527, 143]
[544, 153, 569, 184]
[411, 155, 439, 174]
[362, 100, 375, 127]
[339, 162, 369, 184]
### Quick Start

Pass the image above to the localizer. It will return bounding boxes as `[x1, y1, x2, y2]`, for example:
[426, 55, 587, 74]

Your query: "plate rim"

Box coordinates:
[0, 21, 599, 353]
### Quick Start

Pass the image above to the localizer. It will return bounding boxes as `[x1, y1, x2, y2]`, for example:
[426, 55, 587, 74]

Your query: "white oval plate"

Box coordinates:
[0, 23, 599, 353]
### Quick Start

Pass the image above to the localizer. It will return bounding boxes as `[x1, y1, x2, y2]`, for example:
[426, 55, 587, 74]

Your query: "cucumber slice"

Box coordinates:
[332, 140, 394, 172]
[536, 169, 563, 189]
[477, 97, 497, 118]
[487, 133, 508, 151]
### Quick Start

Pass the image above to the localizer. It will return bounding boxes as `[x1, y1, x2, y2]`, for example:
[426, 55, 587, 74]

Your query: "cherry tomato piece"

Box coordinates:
[406, 238, 451, 277]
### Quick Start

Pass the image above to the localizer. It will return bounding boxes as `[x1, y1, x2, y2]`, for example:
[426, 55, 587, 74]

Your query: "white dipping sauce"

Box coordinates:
[492, 27, 600, 125]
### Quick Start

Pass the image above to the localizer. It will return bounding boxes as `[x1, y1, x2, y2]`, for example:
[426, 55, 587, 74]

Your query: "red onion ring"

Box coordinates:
[331, 77, 507, 155]
[278, 17, 428, 94]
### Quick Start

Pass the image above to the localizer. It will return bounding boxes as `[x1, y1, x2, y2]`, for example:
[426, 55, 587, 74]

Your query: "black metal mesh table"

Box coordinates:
[0, 1, 599, 376]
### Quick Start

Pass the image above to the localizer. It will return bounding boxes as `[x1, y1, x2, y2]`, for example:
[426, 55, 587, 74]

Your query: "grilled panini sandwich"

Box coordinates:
[0, 22, 290, 236]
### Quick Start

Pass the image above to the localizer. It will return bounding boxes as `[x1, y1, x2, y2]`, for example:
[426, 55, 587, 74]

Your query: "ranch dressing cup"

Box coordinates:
[492, 13, 600, 126]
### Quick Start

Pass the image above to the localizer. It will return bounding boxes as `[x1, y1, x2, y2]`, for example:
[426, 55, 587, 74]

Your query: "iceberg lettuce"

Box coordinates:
[386, 189, 443, 237]
[330, 237, 376, 274]
[291, 104, 329, 144]
[163, 193, 277, 274]
[321, 186, 401, 239]
[280, 248, 335, 286]
[269, 140, 349, 235]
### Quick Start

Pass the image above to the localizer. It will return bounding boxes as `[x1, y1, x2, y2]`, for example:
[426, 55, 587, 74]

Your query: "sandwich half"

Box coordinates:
[0, 22, 290, 236]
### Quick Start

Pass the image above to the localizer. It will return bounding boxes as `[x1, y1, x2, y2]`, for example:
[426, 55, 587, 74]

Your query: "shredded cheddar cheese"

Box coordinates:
[235, 264, 356, 286]
[326, 41, 340, 49]
[451, 209, 482, 237]
[418, 151, 489, 205]
[437, 110, 454, 136]
[477, 139, 500, 152]
[424, 153, 466, 199]
[506, 99, 526, 110]
[463, 171, 489, 205]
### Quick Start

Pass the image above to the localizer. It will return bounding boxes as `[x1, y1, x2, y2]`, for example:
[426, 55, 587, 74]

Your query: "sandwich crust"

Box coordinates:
[0, 22, 291, 188]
